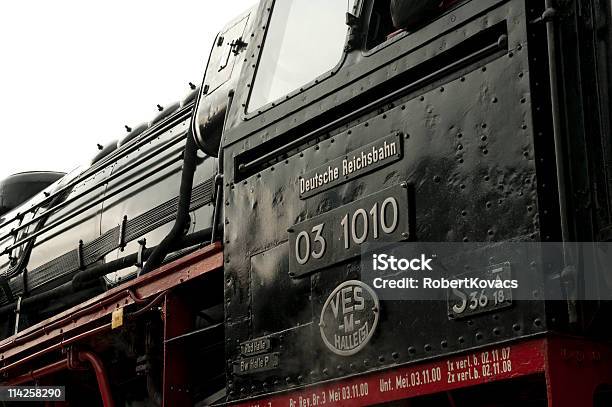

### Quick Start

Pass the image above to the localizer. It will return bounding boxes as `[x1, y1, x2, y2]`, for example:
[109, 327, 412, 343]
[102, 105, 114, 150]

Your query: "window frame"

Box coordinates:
[241, 0, 361, 119]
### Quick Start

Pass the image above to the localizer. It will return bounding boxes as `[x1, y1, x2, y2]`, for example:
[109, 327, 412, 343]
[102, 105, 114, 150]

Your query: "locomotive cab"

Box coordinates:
[191, 0, 612, 402]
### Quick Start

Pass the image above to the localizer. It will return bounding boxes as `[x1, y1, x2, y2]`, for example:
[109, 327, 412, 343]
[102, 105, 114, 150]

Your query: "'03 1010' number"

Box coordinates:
[294, 197, 400, 266]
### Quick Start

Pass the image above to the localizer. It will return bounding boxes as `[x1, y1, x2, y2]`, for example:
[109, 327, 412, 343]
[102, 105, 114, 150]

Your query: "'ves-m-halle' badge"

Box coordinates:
[320, 280, 380, 356]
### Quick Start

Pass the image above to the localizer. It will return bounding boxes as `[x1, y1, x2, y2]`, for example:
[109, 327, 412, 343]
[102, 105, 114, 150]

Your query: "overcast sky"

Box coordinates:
[0, 0, 254, 180]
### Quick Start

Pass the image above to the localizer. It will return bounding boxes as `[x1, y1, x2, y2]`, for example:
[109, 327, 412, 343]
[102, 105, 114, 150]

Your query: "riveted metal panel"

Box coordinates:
[222, 0, 557, 401]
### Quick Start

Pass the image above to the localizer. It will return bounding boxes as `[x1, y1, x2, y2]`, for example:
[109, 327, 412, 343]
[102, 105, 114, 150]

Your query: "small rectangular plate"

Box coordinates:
[111, 308, 124, 329]
[289, 183, 411, 277]
[240, 337, 271, 357]
[299, 132, 403, 199]
[447, 262, 513, 319]
[233, 352, 280, 375]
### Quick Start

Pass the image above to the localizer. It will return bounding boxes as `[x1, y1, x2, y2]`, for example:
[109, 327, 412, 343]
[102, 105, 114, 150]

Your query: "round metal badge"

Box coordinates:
[319, 280, 380, 356]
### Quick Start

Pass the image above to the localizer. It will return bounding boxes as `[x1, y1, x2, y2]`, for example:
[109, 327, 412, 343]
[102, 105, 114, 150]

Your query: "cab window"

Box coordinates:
[248, 0, 355, 112]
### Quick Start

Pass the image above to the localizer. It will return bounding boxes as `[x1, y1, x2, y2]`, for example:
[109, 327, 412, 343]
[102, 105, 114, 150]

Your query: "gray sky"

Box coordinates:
[0, 0, 254, 180]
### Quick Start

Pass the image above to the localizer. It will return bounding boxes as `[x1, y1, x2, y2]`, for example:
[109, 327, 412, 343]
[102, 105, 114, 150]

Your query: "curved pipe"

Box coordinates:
[78, 351, 115, 407]
[6, 351, 115, 407]
[141, 134, 199, 275]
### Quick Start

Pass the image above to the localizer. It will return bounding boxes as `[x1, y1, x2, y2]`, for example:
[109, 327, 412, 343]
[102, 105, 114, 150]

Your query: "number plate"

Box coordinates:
[288, 183, 411, 277]
[447, 262, 513, 319]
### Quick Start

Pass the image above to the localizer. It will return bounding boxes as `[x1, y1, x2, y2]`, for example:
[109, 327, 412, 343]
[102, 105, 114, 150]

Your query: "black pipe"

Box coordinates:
[141, 133, 199, 275]
[210, 90, 234, 244]
[0, 278, 101, 316]
[0, 228, 212, 317]
[73, 228, 211, 289]
[543, 1, 577, 325]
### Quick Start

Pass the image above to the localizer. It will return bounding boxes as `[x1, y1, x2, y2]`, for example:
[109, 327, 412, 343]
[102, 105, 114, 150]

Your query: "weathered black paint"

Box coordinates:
[215, 0, 612, 401]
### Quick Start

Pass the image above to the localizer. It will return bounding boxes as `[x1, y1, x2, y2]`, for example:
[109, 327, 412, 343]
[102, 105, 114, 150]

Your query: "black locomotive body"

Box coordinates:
[0, 94, 218, 331]
[1, 0, 612, 405]
[209, 0, 612, 402]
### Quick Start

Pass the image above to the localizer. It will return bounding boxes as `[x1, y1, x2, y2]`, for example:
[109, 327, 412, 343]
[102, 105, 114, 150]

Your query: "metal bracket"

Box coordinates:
[66, 346, 88, 371]
[210, 174, 224, 245]
[14, 296, 22, 335]
[77, 240, 85, 270]
[21, 268, 28, 297]
[118, 216, 128, 251]
[136, 239, 147, 277]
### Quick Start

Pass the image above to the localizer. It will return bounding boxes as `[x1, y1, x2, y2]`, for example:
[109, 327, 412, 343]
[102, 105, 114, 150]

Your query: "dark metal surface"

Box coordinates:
[217, 0, 579, 400]
[1, 0, 612, 404]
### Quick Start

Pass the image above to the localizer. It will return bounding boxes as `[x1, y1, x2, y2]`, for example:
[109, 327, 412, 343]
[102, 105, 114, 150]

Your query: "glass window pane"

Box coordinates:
[248, 0, 353, 111]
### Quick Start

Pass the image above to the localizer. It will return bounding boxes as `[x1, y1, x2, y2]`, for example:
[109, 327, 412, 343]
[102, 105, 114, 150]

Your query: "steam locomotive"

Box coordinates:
[2, 0, 612, 405]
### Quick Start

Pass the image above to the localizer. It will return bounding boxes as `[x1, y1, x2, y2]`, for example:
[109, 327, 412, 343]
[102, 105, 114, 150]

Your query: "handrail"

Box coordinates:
[0, 104, 194, 232]
[1, 150, 184, 255]
[0, 133, 187, 244]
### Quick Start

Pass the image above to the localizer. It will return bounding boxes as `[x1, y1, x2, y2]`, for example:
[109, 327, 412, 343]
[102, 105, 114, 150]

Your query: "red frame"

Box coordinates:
[0, 243, 223, 407]
[231, 336, 612, 407]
